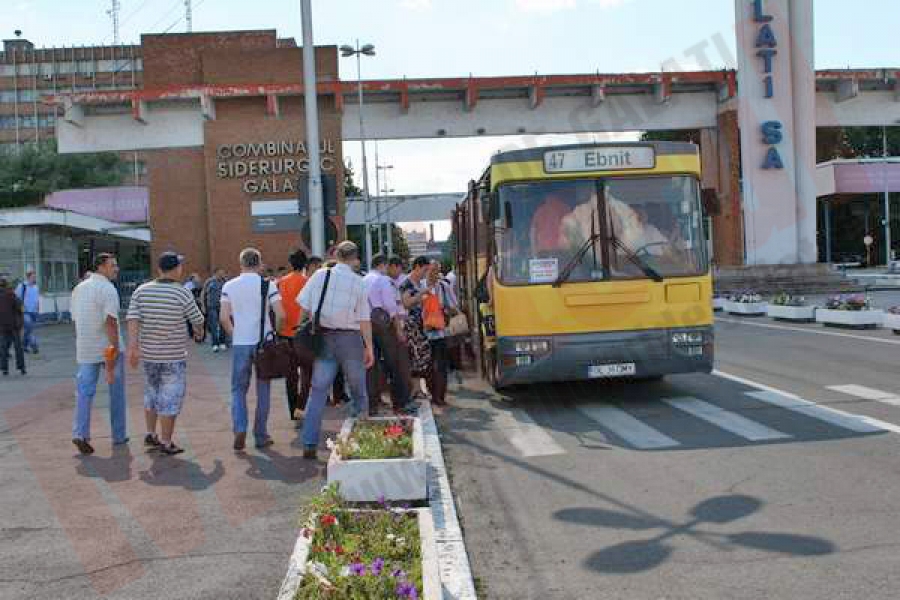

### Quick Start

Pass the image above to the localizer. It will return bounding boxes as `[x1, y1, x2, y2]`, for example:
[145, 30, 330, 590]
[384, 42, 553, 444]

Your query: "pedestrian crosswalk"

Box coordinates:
[574, 403, 679, 449]
[662, 397, 790, 442]
[827, 384, 900, 406]
[475, 381, 900, 458]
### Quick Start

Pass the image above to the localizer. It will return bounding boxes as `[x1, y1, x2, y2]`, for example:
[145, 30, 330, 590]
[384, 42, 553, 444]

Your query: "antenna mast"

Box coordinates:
[185, 0, 193, 32]
[107, 0, 121, 44]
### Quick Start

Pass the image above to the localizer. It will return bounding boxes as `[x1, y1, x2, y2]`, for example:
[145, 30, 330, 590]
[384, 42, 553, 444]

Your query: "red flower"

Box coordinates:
[334, 545, 345, 555]
[320, 514, 337, 527]
[384, 424, 405, 439]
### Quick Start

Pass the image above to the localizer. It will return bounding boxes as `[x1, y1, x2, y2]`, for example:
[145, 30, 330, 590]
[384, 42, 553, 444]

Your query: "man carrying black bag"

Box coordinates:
[220, 248, 285, 452]
[296, 241, 375, 459]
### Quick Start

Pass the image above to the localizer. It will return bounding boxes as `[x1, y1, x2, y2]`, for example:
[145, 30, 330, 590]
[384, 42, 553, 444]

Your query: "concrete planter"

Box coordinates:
[713, 297, 726, 312]
[723, 300, 768, 316]
[883, 313, 900, 334]
[276, 508, 441, 600]
[327, 417, 427, 502]
[816, 308, 884, 329]
[767, 304, 816, 322]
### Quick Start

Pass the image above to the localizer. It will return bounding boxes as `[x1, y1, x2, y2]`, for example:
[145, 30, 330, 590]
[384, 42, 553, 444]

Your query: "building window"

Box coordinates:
[0, 116, 16, 129]
[38, 114, 56, 128]
[0, 91, 15, 103]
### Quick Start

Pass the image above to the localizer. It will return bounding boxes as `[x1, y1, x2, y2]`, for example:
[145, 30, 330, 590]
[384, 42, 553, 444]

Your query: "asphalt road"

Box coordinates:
[439, 312, 900, 600]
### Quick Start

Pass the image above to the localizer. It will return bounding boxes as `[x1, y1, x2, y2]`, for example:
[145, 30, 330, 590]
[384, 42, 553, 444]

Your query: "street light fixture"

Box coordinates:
[340, 40, 376, 268]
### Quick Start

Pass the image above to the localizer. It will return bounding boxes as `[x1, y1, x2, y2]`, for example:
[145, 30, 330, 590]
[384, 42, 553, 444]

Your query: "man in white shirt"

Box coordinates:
[70, 253, 128, 455]
[297, 241, 375, 459]
[220, 248, 285, 451]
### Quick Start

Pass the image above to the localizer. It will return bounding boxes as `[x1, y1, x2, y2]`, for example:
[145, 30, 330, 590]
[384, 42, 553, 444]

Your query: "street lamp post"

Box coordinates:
[340, 41, 375, 269]
[377, 163, 393, 254]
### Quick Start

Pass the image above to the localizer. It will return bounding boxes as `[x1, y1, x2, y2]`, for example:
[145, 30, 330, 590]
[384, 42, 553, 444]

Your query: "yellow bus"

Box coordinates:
[453, 142, 713, 389]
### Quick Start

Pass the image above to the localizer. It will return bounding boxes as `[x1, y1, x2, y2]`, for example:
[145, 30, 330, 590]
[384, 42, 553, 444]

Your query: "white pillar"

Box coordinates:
[734, 0, 802, 265]
[300, 0, 325, 256]
[789, 0, 817, 263]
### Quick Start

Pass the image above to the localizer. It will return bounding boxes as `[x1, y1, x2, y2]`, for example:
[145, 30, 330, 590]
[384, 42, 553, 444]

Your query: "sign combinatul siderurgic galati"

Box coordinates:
[215, 139, 338, 195]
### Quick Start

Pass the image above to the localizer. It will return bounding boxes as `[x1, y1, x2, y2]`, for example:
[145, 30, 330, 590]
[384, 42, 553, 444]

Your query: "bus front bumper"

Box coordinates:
[495, 326, 713, 387]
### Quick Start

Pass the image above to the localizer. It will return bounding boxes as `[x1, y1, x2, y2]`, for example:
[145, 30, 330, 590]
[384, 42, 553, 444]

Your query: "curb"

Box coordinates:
[276, 402, 478, 600]
[420, 401, 478, 599]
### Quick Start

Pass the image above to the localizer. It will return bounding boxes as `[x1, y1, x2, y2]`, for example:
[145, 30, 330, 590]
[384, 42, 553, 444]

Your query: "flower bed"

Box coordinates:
[767, 293, 814, 321]
[327, 417, 427, 502]
[723, 293, 767, 316]
[277, 486, 440, 600]
[332, 419, 415, 460]
[885, 307, 900, 334]
[817, 294, 882, 328]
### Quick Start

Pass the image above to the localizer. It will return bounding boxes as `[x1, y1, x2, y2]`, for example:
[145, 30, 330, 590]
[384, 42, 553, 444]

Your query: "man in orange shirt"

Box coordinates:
[278, 249, 310, 425]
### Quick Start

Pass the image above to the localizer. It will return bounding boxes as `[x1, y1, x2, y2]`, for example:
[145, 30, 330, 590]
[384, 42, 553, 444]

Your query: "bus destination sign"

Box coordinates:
[543, 146, 655, 173]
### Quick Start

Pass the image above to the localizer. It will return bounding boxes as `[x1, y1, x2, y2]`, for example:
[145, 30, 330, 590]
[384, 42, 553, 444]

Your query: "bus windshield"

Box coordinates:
[496, 176, 707, 285]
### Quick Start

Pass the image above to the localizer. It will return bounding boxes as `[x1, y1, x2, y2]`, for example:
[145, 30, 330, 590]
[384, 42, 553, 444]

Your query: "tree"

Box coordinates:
[343, 157, 363, 198]
[0, 140, 126, 208]
[640, 129, 701, 144]
[817, 126, 900, 162]
[347, 223, 410, 263]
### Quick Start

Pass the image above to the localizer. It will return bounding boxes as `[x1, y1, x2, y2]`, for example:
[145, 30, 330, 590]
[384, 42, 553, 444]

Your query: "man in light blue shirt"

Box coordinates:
[16, 271, 39, 354]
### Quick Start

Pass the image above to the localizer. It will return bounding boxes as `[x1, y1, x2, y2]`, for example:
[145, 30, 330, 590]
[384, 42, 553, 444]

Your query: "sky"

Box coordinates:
[5, 0, 900, 239]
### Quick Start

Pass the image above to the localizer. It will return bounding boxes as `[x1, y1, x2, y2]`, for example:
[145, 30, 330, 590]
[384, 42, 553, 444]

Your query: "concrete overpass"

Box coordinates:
[55, 69, 898, 152]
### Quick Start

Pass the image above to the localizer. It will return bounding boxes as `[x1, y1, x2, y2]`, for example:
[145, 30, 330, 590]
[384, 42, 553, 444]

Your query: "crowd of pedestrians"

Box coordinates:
[57, 240, 465, 458]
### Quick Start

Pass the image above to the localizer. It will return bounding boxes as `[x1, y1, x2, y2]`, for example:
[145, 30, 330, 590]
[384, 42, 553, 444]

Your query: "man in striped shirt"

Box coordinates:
[126, 252, 204, 455]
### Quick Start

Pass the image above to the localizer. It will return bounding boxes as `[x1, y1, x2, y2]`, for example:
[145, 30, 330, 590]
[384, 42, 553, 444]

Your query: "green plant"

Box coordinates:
[296, 485, 423, 599]
[771, 293, 806, 307]
[329, 419, 414, 460]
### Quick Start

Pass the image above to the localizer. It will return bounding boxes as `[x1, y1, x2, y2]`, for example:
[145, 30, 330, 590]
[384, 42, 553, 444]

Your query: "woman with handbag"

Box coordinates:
[400, 257, 432, 400]
[421, 263, 452, 406]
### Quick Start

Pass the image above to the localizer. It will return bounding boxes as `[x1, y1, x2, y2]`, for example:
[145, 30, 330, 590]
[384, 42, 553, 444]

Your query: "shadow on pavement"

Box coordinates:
[554, 493, 835, 574]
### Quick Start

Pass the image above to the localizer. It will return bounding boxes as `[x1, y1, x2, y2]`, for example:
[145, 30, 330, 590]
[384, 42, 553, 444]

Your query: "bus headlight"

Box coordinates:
[514, 340, 550, 353]
[671, 332, 703, 345]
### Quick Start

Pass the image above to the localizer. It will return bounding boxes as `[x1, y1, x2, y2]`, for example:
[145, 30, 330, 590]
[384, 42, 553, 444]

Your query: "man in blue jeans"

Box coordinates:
[219, 248, 284, 451]
[69, 254, 127, 454]
[298, 241, 375, 459]
[16, 270, 39, 354]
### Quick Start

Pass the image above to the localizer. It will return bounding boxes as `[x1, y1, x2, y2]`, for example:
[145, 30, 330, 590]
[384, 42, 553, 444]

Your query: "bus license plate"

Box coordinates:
[589, 363, 636, 378]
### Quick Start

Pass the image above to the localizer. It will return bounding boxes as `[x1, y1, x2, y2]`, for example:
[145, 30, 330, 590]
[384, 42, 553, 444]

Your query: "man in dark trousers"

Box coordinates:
[0, 276, 26, 376]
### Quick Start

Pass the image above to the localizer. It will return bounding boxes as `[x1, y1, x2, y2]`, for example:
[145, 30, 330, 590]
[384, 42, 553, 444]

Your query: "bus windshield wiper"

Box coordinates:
[553, 233, 602, 288]
[609, 235, 664, 282]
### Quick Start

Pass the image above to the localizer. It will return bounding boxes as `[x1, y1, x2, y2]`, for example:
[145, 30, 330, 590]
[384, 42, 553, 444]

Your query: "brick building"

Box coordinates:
[0, 34, 147, 182]
[126, 30, 344, 276]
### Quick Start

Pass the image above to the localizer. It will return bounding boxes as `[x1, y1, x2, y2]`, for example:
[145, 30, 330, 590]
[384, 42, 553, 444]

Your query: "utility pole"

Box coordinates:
[884, 125, 892, 265]
[185, 0, 193, 33]
[300, 0, 325, 256]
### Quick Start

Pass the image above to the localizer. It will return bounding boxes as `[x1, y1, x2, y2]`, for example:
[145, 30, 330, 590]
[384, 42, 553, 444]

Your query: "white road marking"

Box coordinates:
[491, 408, 566, 458]
[662, 396, 790, 441]
[575, 403, 680, 449]
[827, 384, 900, 401]
[713, 369, 900, 435]
[716, 316, 900, 346]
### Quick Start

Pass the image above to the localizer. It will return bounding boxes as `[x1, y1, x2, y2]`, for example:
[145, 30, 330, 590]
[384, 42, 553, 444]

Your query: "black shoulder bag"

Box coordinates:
[253, 279, 294, 381]
[292, 268, 332, 366]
